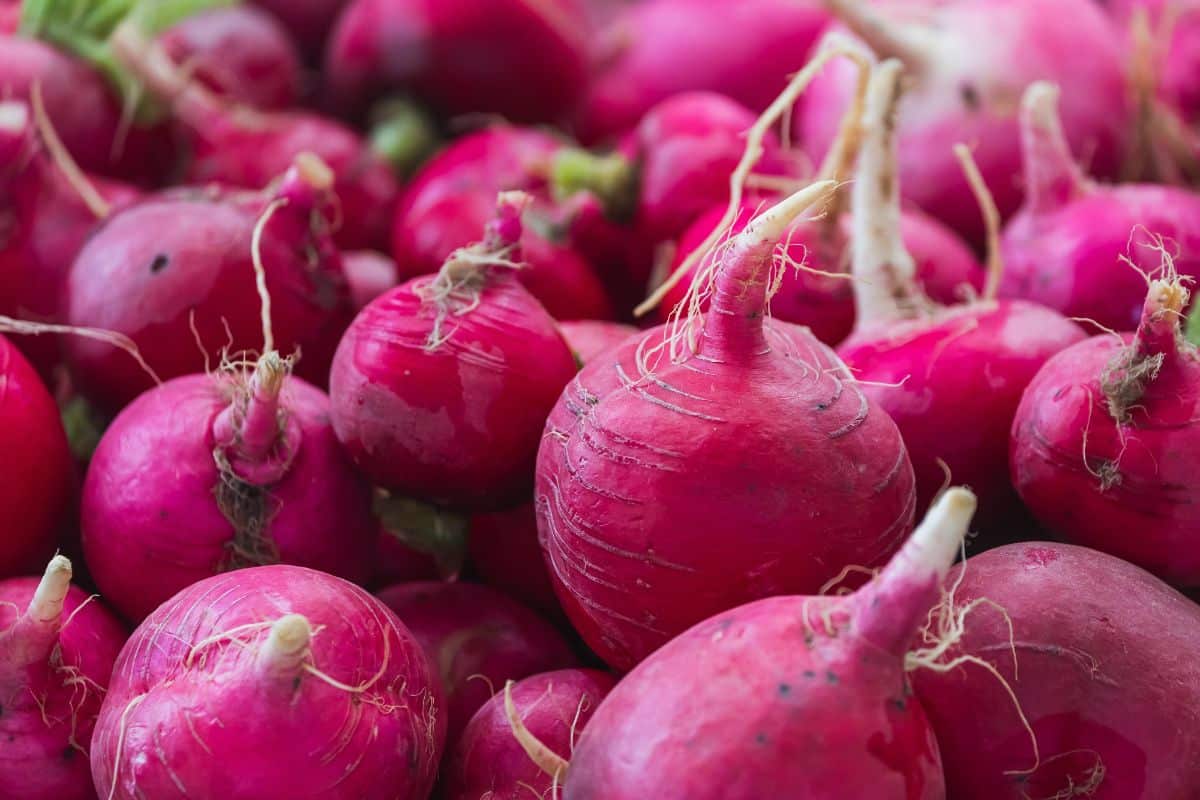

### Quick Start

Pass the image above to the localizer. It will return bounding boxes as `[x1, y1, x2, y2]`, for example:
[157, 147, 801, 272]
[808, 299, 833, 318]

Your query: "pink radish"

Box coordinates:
[342, 250, 400, 310]
[1011, 269, 1200, 588]
[443, 669, 617, 800]
[0, 98, 139, 376]
[0, 556, 127, 800]
[107, 20, 399, 250]
[331, 193, 580, 510]
[562, 488, 978, 799]
[999, 82, 1200, 332]
[836, 60, 1086, 534]
[469, 502, 563, 620]
[252, 0, 349, 60]
[801, 0, 1130, 244]
[65, 154, 350, 414]
[576, 0, 831, 144]
[0, 335, 73, 579]
[159, 5, 302, 110]
[558, 320, 638, 365]
[91, 565, 446, 800]
[324, 0, 591, 124]
[376, 581, 578, 745]
[536, 179, 917, 671]
[391, 125, 614, 321]
[912, 541, 1200, 798]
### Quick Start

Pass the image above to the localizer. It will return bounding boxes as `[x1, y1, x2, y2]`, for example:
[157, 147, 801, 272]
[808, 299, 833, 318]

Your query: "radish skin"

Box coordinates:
[90, 565, 446, 800]
[469, 502, 564, 620]
[252, 0, 348, 59]
[536, 180, 917, 670]
[0, 556, 127, 800]
[562, 488, 978, 798]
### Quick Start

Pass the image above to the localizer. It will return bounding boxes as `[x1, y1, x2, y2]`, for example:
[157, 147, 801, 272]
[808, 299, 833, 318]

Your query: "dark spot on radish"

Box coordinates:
[292, 676, 302, 692]
[825, 670, 839, 684]
[755, 732, 768, 745]
[1053, 386, 1068, 401]
[816, 402, 828, 411]
[149, 253, 170, 274]
[803, 670, 816, 679]
[891, 697, 907, 711]
[778, 682, 792, 696]
[62, 746, 76, 761]
[959, 83, 981, 111]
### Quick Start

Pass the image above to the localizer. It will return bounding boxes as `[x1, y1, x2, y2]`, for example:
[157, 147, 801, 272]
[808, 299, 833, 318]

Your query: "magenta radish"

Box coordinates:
[999, 82, 1200, 331]
[0, 556, 127, 800]
[106, 21, 398, 250]
[558, 320, 638, 365]
[1011, 271, 1200, 588]
[376, 581, 578, 745]
[324, 0, 590, 124]
[159, 5, 302, 110]
[0, 335, 73, 579]
[836, 61, 1086, 534]
[562, 488, 977, 799]
[91, 565, 446, 800]
[0, 99, 140, 376]
[391, 125, 614, 321]
[343, 250, 399, 310]
[373, 527, 440, 586]
[912, 541, 1200, 799]
[65, 155, 350, 414]
[252, 0, 348, 59]
[469, 502, 563, 620]
[576, 0, 831, 144]
[443, 669, 617, 800]
[332, 193, 580, 510]
[536, 179, 917, 671]
[801, 0, 1130, 244]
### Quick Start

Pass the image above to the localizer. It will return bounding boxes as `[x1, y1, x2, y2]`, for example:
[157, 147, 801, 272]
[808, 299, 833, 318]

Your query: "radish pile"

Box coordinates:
[3, 1, 1200, 797]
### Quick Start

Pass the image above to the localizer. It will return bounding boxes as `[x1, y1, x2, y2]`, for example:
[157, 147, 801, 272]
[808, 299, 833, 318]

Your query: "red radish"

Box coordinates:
[343, 250, 399, 310]
[391, 125, 614, 321]
[0, 99, 140, 376]
[659, 199, 983, 346]
[0, 3, 17, 34]
[159, 5, 302, 110]
[376, 581, 578, 744]
[912, 541, 1200, 798]
[0, 556, 126, 800]
[562, 488, 978, 799]
[443, 669, 616, 800]
[836, 61, 1086, 533]
[374, 528, 441, 586]
[91, 565, 446, 800]
[324, 0, 590, 124]
[66, 155, 350, 414]
[0, 335, 72, 578]
[107, 21, 399, 250]
[801, 0, 1130, 244]
[373, 494, 469, 582]
[536, 179, 917, 671]
[999, 82, 1200, 332]
[252, 0, 348, 59]
[469, 502, 563, 620]
[558, 320, 638, 365]
[1011, 271, 1200, 587]
[0, 35, 173, 185]
[576, 0, 831, 144]
[332, 193, 580, 510]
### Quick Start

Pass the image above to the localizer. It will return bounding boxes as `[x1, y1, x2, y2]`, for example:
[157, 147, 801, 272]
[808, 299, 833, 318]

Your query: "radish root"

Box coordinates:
[504, 680, 570, 783]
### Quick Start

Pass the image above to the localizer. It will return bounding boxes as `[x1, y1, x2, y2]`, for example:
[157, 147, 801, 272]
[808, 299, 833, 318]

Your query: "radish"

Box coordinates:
[558, 320, 638, 365]
[443, 669, 617, 800]
[0, 335, 73, 579]
[104, 18, 398, 250]
[1011, 269, 1200, 587]
[159, 5, 302, 110]
[342, 250, 399, 310]
[801, 0, 1130, 244]
[836, 60, 1086, 534]
[376, 582, 578, 745]
[0, 556, 126, 800]
[536, 179, 917, 671]
[911, 541, 1200, 798]
[469, 502, 563, 620]
[391, 124, 614, 321]
[324, 0, 591, 124]
[999, 82, 1200, 332]
[91, 564, 446, 800]
[331, 192, 580, 510]
[66, 154, 350, 414]
[562, 488, 978, 799]
[373, 526, 440, 586]
[252, 0, 348, 60]
[576, 0, 831, 144]
[658, 198, 983, 346]
[0, 98, 140, 377]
